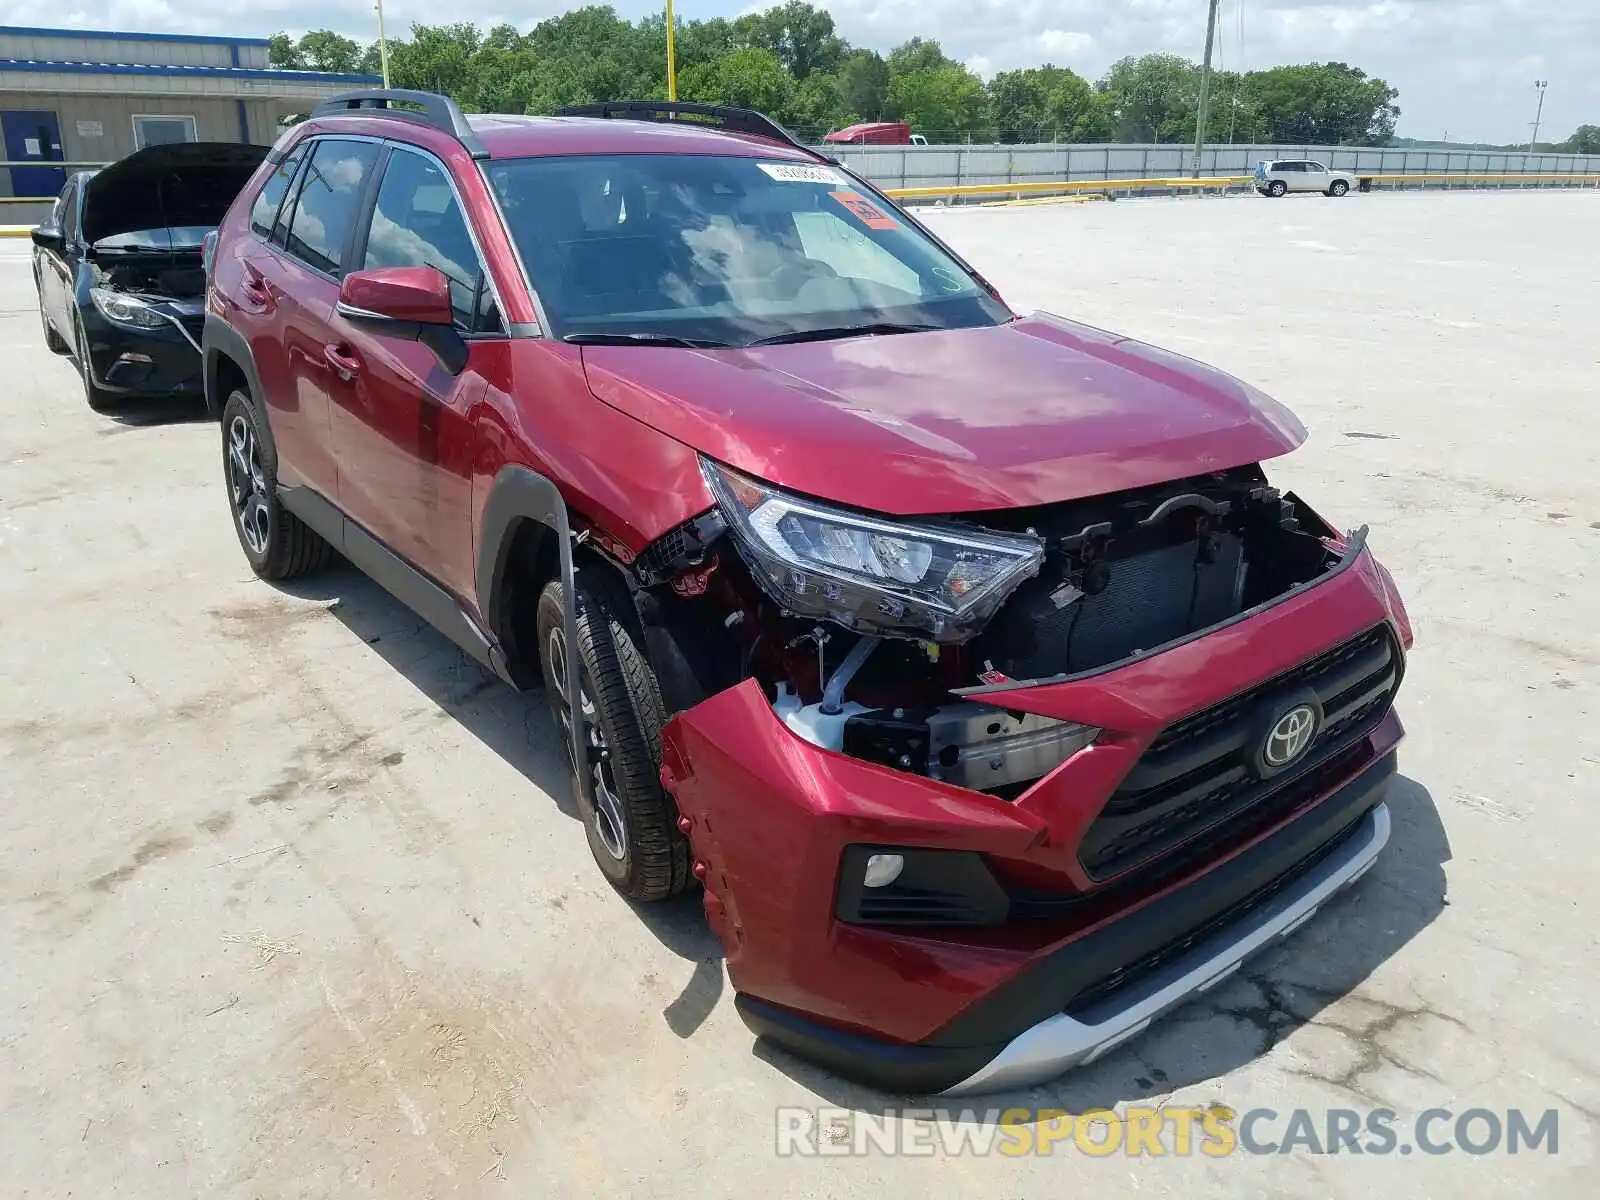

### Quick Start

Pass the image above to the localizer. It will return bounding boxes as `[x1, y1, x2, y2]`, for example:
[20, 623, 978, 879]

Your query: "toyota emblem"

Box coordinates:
[1263, 704, 1318, 767]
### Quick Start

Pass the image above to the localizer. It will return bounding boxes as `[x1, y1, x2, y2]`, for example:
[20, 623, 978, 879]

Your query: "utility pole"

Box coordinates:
[1192, 0, 1222, 177]
[666, 0, 678, 101]
[1527, 80, 1547, 151]
[374, 0, 391, 88]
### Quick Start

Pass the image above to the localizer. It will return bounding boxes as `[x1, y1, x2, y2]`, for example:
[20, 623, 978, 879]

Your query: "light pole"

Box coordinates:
[1527, 79, 1547, 151]
[1192, 0, 1222, 177]
[374, 0, 391, 88]
[666, 0, 678, 101]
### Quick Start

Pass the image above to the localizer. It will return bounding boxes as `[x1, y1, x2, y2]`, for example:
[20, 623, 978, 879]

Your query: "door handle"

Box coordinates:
[323, 344, 361, 383]
[241, 274, 271, 311]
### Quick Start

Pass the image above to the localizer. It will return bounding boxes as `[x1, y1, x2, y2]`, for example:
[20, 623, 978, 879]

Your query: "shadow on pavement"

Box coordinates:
[271, 561, 728, 1036]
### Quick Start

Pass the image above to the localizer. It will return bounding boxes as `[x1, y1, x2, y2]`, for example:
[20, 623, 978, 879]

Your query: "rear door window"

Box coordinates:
[282, 139, 381, 276]
[251, 143, 308, 239]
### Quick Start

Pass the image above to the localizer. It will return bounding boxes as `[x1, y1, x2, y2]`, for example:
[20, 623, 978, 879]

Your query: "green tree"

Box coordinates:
[987, 65, 1105, 142]
[297, 30, 363, 74]
[887, 37, 957, 77]
[679, 47, 795, 115]
[888, 64, 990, 141]
[1240, 62, 1399, 144]
[1561, 124, 1600, 155]
[267, 33, 303, 69]
[838, 50, 890, 122]
[1097, 54, 1199, 143]
[734, 2, 843, 80]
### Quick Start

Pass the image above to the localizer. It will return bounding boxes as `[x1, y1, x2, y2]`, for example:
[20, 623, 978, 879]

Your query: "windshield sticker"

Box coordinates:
[828, 190, 900, 231]
[758, 162, 845, 185]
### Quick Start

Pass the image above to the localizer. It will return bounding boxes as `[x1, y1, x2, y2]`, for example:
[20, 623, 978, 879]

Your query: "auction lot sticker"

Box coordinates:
[758, 162, 845, 184]
[829, 190, 900, 230]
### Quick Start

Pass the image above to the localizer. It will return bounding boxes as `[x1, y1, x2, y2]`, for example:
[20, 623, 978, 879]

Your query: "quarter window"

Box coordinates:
[250, 144, 308, 239]
[283, 140, 381, 276]
[360, 148, 500, 332]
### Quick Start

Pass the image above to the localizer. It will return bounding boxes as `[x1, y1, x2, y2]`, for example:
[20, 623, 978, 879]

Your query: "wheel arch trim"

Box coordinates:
[476, 464, 589, 811]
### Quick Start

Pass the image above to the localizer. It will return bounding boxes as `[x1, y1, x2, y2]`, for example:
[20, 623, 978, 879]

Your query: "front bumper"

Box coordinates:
[661, 542, 1411, 1094]
[736, 758, 1391, 1094]
[79, 303, 204, 396]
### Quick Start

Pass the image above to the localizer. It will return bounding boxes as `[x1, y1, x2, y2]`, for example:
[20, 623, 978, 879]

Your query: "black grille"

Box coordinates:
[1079, 625, 1398, 880]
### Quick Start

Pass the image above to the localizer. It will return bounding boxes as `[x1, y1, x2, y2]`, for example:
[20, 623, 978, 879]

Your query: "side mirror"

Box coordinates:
[337, 266, 466, 375]
[30, 226, 63, 252]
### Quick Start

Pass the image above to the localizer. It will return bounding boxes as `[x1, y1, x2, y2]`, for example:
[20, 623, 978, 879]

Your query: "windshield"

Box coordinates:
[94, 225, 216, 252]
[485, 153, 1009, 346]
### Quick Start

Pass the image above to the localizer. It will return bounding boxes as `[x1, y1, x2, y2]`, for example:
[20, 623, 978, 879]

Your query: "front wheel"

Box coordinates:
[40, 297, 68, 354]
[1268, 180, 1288, 197]
[1329, 179, 1349, 197]
[536, 568, 689, 902]
[219, 389, 334, 580]
[74, 318, 118, 411]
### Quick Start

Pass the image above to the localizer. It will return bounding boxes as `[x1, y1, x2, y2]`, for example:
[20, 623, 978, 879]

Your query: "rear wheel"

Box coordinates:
[536, 567, 689, 902]
[220, 388, 334, 580]
[1329, 179, 1349, 197]
[1268, 180, 1288, 197]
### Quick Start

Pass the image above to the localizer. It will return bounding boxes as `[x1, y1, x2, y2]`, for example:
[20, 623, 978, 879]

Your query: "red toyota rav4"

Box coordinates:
[203, 91, 1412, 1095]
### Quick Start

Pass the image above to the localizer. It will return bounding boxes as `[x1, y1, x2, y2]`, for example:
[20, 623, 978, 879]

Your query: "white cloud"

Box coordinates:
[6, 0, 1596, 143]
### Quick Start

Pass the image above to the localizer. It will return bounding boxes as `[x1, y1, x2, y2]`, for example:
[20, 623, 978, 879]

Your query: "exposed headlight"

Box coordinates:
[702, 458, 1043, 642]
[90, 288, 167, 329]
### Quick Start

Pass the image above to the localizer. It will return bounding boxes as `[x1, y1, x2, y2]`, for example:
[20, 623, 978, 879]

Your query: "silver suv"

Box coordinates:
[1254, 159, 1357, 198]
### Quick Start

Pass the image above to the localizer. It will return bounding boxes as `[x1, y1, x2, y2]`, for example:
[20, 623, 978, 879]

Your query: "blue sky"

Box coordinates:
[9, 1, 1596, 144]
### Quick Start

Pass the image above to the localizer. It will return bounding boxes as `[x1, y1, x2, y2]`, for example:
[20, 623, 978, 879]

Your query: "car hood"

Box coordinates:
[81, 142, 268, 245]
[579, 315, 1308, 515]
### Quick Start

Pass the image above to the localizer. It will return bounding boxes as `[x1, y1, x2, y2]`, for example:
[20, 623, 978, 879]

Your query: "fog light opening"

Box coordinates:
[862, 853, 904, 888]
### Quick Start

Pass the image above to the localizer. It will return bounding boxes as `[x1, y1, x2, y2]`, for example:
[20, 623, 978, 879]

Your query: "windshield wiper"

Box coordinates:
[562, 332, 729, 349]
[747, 322, 941, 347]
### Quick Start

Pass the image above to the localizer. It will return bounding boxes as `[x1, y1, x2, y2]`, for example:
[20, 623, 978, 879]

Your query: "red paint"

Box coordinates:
[339, 266, 453, 326]
[209, 106, 1414, 1059]
[581, 316, 1307, 516]
[663, 551, 1410, 1044]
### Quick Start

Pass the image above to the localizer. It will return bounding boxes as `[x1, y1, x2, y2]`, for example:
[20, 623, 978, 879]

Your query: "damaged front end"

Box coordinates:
[631, 453, 1410, 1091]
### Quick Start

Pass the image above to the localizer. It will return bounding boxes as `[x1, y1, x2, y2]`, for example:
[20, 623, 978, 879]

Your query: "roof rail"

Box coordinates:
[555, 101, 813, 154]
[310, 88, 489, 160]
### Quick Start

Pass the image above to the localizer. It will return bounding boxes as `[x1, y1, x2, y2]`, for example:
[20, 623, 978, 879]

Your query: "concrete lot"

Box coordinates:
[2, 190, 1597, 1198]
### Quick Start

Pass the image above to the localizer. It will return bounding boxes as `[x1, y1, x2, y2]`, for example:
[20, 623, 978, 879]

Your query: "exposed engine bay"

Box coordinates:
[92, 257, 207, 301]
[615, 463, 1352, 798]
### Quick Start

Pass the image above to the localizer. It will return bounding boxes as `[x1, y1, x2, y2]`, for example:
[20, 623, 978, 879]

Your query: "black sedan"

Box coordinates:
[32, 142, 266, 412]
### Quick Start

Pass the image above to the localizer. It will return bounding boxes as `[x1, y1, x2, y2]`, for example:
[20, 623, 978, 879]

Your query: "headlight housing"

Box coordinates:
[702, 458, 1043, 642]
[90, 287, 167, 329]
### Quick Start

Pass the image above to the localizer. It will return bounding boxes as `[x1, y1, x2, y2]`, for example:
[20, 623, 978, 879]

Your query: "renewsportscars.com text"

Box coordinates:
[775, 1105, 1561, 1157]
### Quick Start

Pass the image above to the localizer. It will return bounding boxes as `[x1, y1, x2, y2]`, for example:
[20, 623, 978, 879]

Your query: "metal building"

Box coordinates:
[1, 25, 379, 221]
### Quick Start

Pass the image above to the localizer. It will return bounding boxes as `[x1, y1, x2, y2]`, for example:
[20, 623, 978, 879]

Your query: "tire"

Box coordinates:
[1329, 179, 1349, 197]
[536, 567, 689, 902]
[73, 318, 119, 412]
[1268, 180, 1287, 197]
[40, 296, 69, 354]
[220, 388, 334, 580]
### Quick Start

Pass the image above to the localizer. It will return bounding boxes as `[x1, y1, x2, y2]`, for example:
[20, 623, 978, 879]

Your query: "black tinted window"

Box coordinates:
[57, 177, 79, 240]
[284, 140, 380, 275]
[251, 144, 307, 238]
[361, 149, 499, 332]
